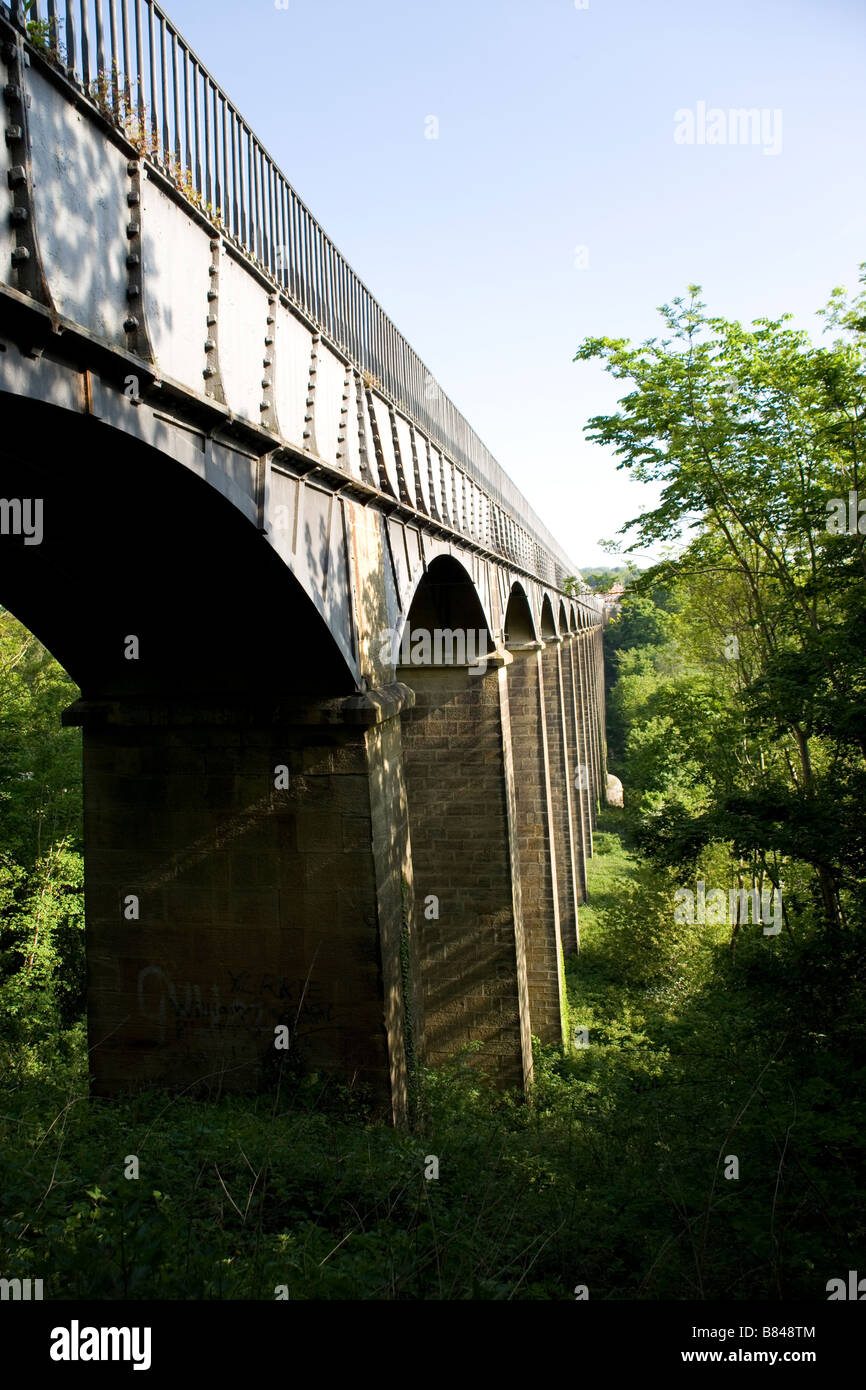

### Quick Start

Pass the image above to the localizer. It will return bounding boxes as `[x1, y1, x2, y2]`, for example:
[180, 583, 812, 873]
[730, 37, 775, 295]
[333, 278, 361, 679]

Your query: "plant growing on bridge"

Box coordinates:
[21, 1, 53, 55]
[562, 575, 590, 596]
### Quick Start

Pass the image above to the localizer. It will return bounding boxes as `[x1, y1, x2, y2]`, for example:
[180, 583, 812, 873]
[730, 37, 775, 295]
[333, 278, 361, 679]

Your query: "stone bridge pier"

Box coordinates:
[399, 655, 533, 1091]
[397, 623, 607, 1086]
[65, 688, 419, 1122]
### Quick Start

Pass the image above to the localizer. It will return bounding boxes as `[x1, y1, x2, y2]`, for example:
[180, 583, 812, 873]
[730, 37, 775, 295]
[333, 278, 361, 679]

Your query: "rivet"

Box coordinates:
[266, 315, 275, 325]
[126, 284, 140, 298]
[11, 244, 29, 263]
[204, 338, 216, 352]
[207, 314, 217, 325]
[4, 124, 22, 144]
[10, 204, 27, 222]
[203, 366, 216, 378]
[261, 378, 271, 389]
[263, 356, 272, 367]
[127, 190, 140, 206]
[123, 315, 139, 331]
[260, 401, 269, 411]
[208, 264, 218, 276]
[126, 252, 140, 267]
[7, 164, 25, 186]
[127, 160, 138, 175]
[264, 335, 274, 345]
[3, 85, 22, 106]
[210, 239, 220, 251]
[126, 222, 139, 238]
[207, 289, 218, 300]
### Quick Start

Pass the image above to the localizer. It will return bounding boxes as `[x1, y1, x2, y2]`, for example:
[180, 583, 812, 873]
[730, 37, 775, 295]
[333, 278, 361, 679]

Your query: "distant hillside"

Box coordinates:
[574, 565, 637, 593]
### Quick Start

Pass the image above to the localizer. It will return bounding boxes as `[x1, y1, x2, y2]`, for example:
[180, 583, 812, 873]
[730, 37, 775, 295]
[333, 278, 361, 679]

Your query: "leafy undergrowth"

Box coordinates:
[1, 814, 863, 1300]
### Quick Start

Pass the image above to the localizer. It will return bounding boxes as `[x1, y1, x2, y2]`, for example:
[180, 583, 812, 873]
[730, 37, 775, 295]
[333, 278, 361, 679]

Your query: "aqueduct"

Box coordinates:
[0, 0, 606, 1121]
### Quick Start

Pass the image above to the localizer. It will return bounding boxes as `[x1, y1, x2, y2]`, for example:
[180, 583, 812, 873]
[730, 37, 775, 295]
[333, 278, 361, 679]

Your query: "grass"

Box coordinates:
[1, 816, 863, 1300]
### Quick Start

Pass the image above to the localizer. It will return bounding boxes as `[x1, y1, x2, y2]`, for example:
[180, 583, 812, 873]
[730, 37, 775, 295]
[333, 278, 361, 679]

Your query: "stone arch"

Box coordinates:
[0, 393, 353, 699]
[558, 599, 569, 636]
[398, 554, 494, 667]
[503, 583, 536, 647]
[540, 593, 558, 639]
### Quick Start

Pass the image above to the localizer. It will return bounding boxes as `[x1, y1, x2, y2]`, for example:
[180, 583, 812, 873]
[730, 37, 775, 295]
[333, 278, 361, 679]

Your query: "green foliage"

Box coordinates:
[578, 565, 636, 592]
[20, 1, 64, 61]
[3, 878, 861, 1303]
[606, 594, 674, 658]
[0, 840, 85, 1042]
[576, 274, 866, 930]
[0, 611, 84, 1048]
[564, 565, 640, 598]
[0, 610, 81, 865]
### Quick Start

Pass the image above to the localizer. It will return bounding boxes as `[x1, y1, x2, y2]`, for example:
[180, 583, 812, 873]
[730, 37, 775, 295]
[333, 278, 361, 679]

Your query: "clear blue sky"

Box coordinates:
[164, 0, 865, 568]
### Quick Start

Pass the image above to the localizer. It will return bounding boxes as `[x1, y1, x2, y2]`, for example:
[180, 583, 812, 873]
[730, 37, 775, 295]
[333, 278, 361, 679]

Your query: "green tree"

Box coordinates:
[575, 272, 866, 930]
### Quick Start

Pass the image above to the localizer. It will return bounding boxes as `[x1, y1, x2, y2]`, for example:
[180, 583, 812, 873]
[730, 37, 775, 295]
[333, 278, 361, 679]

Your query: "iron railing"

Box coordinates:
[11, 0, 585, 592]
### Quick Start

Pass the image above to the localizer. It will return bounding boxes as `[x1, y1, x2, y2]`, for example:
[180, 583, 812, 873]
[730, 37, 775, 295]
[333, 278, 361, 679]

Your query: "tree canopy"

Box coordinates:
[576, 271, 866, 932]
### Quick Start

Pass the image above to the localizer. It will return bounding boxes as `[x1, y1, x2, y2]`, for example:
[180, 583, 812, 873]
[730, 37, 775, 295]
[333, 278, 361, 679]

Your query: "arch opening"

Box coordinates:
[503, 583, 536, 647]
[540, 594, 558, 640]
[398, 555, 493, 667]
[0, 397, 354, 699]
